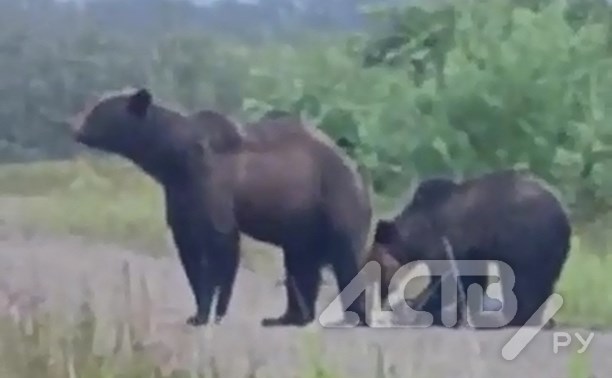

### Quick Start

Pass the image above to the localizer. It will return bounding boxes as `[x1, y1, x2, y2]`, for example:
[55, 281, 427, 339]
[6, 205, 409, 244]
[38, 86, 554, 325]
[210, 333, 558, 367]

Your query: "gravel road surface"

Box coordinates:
[0, 206, 609, 377]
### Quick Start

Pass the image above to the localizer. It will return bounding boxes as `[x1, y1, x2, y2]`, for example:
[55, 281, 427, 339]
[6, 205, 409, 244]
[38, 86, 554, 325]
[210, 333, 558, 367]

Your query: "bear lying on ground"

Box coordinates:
[365, 169, 571, 328]
[71, 88, 373, 327]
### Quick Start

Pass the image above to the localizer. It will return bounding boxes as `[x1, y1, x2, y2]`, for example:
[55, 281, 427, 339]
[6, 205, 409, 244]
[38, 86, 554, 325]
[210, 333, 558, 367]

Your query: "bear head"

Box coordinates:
[71, 87, 155, 156]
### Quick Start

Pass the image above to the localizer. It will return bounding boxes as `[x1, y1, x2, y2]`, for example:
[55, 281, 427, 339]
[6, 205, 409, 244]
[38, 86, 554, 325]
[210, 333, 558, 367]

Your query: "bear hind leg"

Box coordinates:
[505, 270, 555, 328]
[327, 233, 368, 326]
[261, 248, 323, 327]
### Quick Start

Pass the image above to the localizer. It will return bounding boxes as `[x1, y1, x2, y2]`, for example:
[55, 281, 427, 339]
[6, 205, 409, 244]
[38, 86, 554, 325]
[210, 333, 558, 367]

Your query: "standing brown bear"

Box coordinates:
[365, 169, 571, 328]
[71, 88, 372, 327]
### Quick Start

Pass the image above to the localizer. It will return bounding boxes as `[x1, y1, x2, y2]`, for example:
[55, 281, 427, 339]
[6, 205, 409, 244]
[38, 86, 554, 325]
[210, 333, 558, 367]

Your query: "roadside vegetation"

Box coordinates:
[1, 0, 611, 376]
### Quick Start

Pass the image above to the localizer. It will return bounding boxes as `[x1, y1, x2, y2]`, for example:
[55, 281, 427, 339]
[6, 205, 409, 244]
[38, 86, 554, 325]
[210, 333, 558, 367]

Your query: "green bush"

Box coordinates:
[140, 0, 612, 218]
[3, 0, 612, 223]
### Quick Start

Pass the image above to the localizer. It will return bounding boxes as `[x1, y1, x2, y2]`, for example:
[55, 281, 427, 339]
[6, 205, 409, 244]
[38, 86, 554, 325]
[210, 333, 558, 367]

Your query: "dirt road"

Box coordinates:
[0, 213, 610, 377]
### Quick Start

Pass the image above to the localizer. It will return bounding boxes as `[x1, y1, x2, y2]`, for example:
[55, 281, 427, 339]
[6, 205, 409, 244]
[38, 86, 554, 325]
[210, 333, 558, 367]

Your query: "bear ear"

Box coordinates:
[127, 88, 152, 118]
[374, 220, 398, 244]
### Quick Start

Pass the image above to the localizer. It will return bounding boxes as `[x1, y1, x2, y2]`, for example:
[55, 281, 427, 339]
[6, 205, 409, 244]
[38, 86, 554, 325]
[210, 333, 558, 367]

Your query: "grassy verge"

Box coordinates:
[0, 281, 344, 378]
[0, 156, 396, 266]
[0, 157, 604, 377]
[0, 157, 610, 328]
[0, 307, 596, 378]
[0, 156, 168, 256]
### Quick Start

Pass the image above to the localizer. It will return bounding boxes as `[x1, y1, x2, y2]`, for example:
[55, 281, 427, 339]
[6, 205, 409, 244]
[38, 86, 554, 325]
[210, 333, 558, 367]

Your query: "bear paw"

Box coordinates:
[186, 313, 210, 327]
[261, 313, 312, 327]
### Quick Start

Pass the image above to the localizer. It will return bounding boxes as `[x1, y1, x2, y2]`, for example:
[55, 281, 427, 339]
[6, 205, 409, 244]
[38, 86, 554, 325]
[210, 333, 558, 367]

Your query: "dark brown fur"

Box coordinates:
[72, 88, 372, 327]
[364, 169, 571, 329]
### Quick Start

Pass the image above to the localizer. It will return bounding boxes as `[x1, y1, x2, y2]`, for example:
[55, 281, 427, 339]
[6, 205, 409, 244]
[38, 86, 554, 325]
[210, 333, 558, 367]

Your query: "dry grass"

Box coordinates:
[0, 225, 607, 378]
[0, 273, 341, 378]
[0, 156, 168, 256]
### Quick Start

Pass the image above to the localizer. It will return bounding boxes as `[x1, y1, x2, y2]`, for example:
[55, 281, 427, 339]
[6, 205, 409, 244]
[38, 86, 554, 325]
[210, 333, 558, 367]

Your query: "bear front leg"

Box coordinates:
[413, 272, 495, 329]
[170, 225, 217, 327]
[411, 276, 460, 328]
[210, 230, 241, 324]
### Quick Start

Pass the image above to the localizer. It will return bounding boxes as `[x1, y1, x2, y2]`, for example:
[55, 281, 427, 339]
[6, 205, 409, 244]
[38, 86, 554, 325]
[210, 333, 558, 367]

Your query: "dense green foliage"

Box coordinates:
[3, 0, 612, 222]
